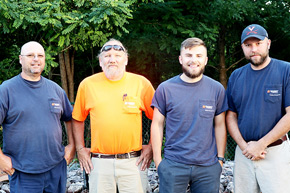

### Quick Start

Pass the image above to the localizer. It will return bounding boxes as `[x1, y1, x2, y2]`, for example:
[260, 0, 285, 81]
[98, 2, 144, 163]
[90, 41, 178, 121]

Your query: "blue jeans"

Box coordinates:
[157, 158, 222, 193]
[9, 159, 67, 193]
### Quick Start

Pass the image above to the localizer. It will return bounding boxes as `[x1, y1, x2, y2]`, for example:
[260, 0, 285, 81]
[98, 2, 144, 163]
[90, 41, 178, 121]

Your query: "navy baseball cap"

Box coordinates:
[241, 24, 268, 44]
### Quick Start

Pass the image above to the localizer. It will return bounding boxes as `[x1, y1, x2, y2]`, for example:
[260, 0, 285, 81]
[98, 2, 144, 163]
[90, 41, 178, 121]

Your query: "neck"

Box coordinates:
[106, 71, 125, 81]
[180, 73, 203, 83]
[21, 72, 41, 81]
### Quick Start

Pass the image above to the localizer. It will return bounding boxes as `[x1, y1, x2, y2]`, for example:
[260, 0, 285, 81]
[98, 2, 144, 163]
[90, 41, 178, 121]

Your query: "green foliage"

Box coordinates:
[0, 44, 21, 84]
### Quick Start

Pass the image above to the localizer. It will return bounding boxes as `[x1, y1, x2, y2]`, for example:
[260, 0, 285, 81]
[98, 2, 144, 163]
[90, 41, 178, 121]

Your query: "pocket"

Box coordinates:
[123, 96, 141, 114]
[48, 98, 63, 114]
[157, 159, 165, 174]
[199, 100, 216, 118]
[264, 84, 282, 103]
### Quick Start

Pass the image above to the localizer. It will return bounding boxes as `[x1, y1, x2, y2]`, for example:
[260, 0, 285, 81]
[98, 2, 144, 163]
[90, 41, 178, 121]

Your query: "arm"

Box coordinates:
[226, 110, 248, 151]
[226, 110, 266, 160]
[214, 112, 227, 166]
[150, 108, 165, 169]
[244, 106, 290, 160]
[64, 120, 76, 165]
[72, 119, 93, 174]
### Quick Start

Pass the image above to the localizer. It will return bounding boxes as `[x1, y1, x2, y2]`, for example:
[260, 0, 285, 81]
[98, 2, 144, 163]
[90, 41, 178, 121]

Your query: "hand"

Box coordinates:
[218, 160, 224, 167]
[0, 153, 14, 176]
[77, 147, 93, 174]
[136, 144, 153, 171]
[153, 157, 162, 170]
[242, 141, 267, 161]
[64, 143, 76, 165]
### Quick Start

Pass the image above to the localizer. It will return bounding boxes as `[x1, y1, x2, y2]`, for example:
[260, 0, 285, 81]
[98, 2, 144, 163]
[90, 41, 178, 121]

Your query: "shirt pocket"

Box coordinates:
[48, 98, 63, 114]
[199, 99, 216, 118]
[123, 96, 141, 114]
[264, 84, 282, 103]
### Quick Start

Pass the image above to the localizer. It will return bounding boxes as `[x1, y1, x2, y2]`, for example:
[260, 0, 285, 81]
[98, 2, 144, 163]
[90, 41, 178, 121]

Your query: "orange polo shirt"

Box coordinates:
[72, 72, 154, 154]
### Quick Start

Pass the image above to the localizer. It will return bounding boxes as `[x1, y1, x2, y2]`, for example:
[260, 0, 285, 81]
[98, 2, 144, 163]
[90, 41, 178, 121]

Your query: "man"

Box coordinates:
[226, 24, 290, 193]
[151, 37, 227, 193]
[0, 41, 75, 192]
[72, 39, 155, 193]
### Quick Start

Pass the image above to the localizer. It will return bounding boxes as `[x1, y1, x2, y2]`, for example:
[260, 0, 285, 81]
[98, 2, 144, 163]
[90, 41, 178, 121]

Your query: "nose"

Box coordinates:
[108, 56, 117, 63]
[251, 45, 258, 52]
[190, 56, 198, 63]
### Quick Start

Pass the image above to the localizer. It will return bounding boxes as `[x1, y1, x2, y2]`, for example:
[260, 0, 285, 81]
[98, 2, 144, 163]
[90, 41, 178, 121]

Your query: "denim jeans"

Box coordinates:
[157, 158, 222, 193]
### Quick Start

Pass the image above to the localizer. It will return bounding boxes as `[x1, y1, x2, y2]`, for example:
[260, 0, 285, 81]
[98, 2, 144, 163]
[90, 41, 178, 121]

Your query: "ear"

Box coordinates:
[99, 57, 102, 67]
[19, 55, 22, 65]
[205, 57, 208, 66]
[178, 55, 182, 65]
[125, 56, 128, 66]
[267, 39, 271, 49]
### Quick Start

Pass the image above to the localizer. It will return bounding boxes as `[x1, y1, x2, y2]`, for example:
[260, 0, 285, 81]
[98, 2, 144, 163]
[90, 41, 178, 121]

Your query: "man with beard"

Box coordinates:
[0, 41, 75, 192]
[226, 24, 290, 193]
[150, 37, 228, 193]
[72, 39, 155, 193]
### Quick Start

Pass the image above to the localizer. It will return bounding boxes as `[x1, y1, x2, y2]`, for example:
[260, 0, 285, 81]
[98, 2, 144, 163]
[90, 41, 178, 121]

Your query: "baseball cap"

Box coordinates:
[241, 24, 268, 44]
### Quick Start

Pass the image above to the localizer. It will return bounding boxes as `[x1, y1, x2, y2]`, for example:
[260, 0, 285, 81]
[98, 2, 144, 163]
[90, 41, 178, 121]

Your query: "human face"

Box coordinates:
[179, 45, 208, 82]
[99, 41, 128, 81]
[19, 42, 45, 81]
[242, 37, 271, 68]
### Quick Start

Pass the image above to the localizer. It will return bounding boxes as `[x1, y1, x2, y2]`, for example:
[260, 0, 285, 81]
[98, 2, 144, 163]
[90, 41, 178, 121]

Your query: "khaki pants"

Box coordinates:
[89, 156, 148, 193]
[234, 141, 290, 193]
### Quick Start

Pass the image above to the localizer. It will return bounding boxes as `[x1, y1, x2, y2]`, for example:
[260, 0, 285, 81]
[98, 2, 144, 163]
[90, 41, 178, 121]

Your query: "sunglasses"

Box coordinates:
[101, 45, 125, 52]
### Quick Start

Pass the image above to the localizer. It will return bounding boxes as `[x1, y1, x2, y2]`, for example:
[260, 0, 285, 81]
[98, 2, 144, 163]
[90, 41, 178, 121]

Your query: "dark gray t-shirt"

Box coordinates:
[0, 74, 72, 173]
[151, 75, 228, 166]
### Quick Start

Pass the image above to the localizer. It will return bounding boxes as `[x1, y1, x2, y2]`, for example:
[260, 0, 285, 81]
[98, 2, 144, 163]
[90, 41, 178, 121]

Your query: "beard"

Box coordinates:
[246, 50, 269, 67]
[182, 63, 205, 79]
[102, 65, 125, 80]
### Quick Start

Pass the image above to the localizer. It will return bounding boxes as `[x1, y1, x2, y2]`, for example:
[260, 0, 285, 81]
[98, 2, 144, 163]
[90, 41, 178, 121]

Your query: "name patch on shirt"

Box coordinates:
[264, 85, 282, 103]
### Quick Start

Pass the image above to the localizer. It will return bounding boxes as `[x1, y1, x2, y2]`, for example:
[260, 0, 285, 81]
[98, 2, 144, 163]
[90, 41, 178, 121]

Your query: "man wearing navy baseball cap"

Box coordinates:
[226, 24, 290, 193]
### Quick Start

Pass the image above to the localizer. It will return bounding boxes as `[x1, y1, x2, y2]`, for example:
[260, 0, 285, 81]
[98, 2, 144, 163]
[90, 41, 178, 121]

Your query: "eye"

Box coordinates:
[37, 54, 44, 58]
[27, 54, 34, 58]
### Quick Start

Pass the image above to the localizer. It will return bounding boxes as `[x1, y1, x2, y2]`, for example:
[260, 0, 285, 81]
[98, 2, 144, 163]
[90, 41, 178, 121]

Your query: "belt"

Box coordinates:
[91, 150, 141, 159]
[267, 135, 287, 148]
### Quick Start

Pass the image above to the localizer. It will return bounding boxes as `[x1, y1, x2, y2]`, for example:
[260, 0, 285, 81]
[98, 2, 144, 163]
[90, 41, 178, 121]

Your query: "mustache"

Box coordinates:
[187, 61, 199, 65]
[250, 53, 260, 57]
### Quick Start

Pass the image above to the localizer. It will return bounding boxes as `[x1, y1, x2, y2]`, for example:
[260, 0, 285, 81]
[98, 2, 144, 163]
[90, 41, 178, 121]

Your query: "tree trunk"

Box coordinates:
[64, 50, 74, 102]
[59, 48, 75, 102]
[218, 25, 227, 89]
[59, 52, 69, 97]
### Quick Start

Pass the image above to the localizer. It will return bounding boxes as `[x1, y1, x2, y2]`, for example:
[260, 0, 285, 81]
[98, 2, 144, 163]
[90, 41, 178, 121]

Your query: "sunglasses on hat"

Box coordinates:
[101, 45, 125, 52]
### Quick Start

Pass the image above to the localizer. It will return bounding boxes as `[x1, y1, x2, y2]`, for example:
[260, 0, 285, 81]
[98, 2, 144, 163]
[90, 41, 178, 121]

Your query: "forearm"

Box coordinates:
[151, 124, 163, 162]
[226, 111, 247, 150]
[214, 113, 227, 158]
[65, 120, 74, 145]
[259, 107, 290, 147]
[150, 108, 165, 164]
[72, 119, 85, 150]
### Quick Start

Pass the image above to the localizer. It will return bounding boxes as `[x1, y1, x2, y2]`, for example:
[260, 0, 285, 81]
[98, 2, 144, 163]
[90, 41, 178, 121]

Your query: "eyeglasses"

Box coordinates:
[101, 45, 125, 52]
[21, 54, 45, 59]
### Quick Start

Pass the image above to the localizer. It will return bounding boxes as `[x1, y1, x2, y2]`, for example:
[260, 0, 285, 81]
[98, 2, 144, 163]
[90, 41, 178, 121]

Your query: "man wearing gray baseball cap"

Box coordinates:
[226, 24, 290, 193]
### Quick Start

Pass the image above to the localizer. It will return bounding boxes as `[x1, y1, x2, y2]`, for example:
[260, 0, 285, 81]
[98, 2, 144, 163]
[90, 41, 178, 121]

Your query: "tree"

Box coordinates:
[122, 0, 290, 88]
[0, 0, 155, 101]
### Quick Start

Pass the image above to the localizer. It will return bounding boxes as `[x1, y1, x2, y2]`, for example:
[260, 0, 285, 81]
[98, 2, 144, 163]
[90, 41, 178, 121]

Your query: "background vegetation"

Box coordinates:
[1, 0, 290, 160]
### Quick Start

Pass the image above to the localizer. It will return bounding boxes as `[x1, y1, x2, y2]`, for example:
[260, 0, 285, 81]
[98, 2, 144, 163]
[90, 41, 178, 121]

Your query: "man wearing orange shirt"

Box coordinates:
[72, 39, 155, 193]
